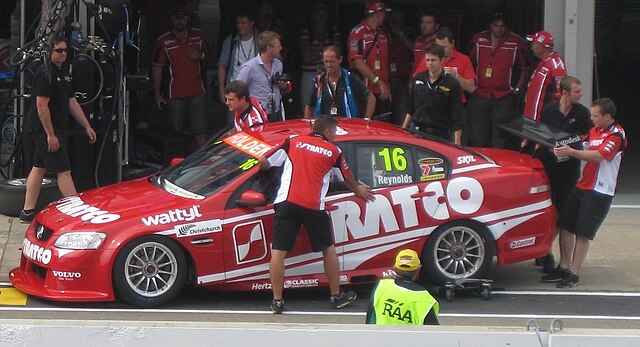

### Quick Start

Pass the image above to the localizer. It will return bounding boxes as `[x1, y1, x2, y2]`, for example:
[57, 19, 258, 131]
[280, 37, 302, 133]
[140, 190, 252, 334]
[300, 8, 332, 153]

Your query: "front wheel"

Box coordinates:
[113, 236, 187, 307]
[422, 220, 495, 285]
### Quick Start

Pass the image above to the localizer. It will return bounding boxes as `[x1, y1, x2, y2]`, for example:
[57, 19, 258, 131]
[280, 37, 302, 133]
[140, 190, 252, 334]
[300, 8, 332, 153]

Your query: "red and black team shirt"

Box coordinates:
[576, 123, 627, 196]
[523, 51, 566, 121]
[266, 134, 352, 210]
[468, 30, 527, 99]
[153, 29, 209, 98]
[348, 20, 389, 96]
[234, 97, 269, 132]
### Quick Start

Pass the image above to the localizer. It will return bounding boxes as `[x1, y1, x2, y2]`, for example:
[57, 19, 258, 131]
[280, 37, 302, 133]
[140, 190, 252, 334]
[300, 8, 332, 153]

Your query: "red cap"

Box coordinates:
[526, 30, 554, 47]
[366, 1, 391, 15]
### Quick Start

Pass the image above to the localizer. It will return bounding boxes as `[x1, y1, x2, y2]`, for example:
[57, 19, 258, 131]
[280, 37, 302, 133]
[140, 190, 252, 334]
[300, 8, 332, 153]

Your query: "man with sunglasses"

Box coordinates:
[20, 36, 97, 223]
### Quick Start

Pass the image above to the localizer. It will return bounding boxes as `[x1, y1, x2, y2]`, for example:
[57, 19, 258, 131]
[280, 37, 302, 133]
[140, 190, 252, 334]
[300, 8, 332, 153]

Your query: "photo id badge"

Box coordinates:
[375, 60, 381, 70]
[330, 106, 338, 115]
[485, 67, 493, 77]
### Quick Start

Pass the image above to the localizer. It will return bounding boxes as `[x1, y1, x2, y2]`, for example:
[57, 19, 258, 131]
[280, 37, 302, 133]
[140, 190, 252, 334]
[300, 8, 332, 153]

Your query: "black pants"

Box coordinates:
[466, 92, 518, 149]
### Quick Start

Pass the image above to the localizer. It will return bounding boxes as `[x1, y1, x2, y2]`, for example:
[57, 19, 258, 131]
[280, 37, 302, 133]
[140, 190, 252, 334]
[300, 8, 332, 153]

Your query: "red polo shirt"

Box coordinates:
[153, 29, 209, 98]
[469, 30, 527, 99]
[412, 34, 436, 75]
[348, 20, 389, 96]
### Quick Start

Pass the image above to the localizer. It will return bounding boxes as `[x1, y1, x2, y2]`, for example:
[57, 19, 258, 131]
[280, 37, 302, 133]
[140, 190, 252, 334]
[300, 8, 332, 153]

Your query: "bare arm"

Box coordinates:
[36, 96, 54, 137]
[401, 113, 412, 129]
[217, 65, 228, 103]
[152, 65, 165, 109]
[258, 155, 271, 170]
[304, 104, 313, 119]
[343, 172, 374, 202]
[554, 145, 606, 162]
[364, 93, 376, 118]
[453, 129, 462, 145]
[69, 97, 96, 143]
[456, 76, 476, 93]
[352, 58, 390, 100]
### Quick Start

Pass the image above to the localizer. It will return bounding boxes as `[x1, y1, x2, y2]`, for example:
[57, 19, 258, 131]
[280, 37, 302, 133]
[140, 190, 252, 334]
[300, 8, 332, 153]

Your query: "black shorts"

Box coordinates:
[272, 201, 334, 252]
[557, 188, 612, 240]
[32, 132, 71, 173]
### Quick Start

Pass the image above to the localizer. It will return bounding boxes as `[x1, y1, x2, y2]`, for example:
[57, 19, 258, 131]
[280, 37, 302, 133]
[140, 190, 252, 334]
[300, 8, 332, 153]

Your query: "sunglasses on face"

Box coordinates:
[52, 48, 68, 53]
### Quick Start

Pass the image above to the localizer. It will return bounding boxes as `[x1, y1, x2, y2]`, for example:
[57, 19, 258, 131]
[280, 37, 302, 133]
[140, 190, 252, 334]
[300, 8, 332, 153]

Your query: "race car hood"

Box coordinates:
[36, 177, 197, 231]
[471, 147, 545, 170]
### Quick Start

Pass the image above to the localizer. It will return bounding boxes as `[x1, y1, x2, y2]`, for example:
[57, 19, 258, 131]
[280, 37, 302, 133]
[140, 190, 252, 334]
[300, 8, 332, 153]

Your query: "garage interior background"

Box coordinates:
[0, 0, 638, 192]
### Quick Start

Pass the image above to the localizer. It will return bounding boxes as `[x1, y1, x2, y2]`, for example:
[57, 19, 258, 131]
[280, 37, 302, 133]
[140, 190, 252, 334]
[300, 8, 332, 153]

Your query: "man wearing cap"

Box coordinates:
[348, 0, 392, 119]
[366, 249, 440, 325]
[523, 30, 567, 121]
[467, 13, 527, 148]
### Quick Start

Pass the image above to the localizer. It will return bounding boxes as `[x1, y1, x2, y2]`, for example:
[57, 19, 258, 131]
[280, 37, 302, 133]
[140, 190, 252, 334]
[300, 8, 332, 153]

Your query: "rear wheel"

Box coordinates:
[422, 220, 495, 285]
[113, 236, 187, 307]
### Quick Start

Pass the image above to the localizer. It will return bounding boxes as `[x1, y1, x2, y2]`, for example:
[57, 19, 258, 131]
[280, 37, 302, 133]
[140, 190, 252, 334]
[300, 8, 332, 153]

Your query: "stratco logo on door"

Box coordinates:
[233, 221, 267, 264]
[141, 206, 203, 226]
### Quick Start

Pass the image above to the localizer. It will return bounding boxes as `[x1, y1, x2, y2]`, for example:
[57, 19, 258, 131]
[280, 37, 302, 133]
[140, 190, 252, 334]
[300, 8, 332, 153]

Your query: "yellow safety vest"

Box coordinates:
[372, 278, 440, 325]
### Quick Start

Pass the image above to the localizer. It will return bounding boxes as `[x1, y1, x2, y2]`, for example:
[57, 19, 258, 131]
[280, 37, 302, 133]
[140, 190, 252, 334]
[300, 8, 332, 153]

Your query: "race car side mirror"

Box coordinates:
[236, 190, 267, 207]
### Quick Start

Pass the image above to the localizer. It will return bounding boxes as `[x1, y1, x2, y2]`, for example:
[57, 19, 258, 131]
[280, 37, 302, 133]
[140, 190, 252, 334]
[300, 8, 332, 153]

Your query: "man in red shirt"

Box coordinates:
[412, 10, 439, 76]
[153, 7, 210, 147]
[543, 98, 626, 288]
[259, 115, 374, 314]
[348, 0, 391, 118]
[467, 13, 527, 148]
[523, 30, 567, 121]
[224, 80, 268, 132]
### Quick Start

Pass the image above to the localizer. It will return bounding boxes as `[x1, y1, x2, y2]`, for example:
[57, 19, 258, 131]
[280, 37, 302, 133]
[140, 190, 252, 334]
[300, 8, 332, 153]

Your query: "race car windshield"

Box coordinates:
[156, 140, 257, 198]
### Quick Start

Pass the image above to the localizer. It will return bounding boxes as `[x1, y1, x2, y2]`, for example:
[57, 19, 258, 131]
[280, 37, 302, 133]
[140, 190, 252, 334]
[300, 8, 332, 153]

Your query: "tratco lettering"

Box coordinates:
[56, 196, 121, 224]
[22, 239, 52, 265]
[295, 142, 333, 157]
[330, 177, 484, 243]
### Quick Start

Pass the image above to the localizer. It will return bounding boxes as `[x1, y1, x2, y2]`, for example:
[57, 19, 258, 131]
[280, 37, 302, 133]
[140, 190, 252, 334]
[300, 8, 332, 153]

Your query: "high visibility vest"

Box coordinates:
[372, 279, 440, 325]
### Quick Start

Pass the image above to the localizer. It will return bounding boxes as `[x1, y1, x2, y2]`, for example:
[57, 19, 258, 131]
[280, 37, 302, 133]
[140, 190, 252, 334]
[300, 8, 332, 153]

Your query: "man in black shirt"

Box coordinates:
[20, 36, 96, 223]
[402, 44, 465, 144]
[536, 76, 592, 274]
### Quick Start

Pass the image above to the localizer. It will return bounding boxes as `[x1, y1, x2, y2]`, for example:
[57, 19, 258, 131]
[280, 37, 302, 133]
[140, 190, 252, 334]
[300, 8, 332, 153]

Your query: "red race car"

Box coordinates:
[10, 119, 555, 307]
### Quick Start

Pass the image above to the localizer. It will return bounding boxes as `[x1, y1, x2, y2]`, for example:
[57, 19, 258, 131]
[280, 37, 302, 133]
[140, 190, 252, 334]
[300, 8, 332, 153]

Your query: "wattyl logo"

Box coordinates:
[56, 196, 121, 224]
[141, 206, 203, 226]
[175, 219, 222, 238]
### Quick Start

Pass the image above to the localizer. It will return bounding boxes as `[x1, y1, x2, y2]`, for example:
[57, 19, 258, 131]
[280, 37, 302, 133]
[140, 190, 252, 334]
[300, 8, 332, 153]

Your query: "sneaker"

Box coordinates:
[330, 290, 357, 309]
[556, 271, 581, 288]
[271, 299, 284, 314]
[541, 253, 556, 274]
[541, 266, 569, 283]
[19, 210, 35, 224]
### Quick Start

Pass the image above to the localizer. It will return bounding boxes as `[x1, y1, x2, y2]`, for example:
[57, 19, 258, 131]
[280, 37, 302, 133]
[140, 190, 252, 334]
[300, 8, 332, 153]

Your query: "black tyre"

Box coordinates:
[0, 178, 62, 217]
[113, 235, 187, 307]
[422, 220, 495, 285]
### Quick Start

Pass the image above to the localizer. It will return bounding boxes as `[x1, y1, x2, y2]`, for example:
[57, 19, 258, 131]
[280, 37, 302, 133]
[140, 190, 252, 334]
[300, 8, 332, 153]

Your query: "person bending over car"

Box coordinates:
[258, 115, 374, 314]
